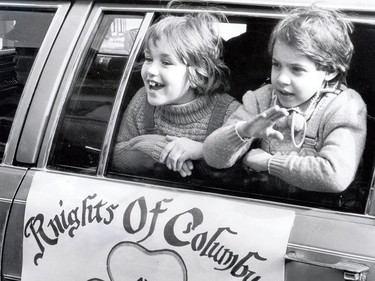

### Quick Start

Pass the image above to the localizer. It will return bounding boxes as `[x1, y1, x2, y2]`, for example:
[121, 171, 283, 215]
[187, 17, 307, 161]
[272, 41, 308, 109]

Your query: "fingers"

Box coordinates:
[179, 161, 194, 177]
[160, 141, 175, 163]
[261, 105, 289, 122]
[266, 127, 284, 140]
[165, 148, 188, 172]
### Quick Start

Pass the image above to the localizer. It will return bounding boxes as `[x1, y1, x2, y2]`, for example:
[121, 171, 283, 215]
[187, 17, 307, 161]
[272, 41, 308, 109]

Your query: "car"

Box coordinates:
[0, 0, 374, 280]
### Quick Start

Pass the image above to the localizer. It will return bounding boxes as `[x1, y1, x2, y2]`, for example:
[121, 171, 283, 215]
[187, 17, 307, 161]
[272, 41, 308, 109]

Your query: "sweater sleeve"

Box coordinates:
[204, 86, 271, 168]
[268, 89, 367, 192]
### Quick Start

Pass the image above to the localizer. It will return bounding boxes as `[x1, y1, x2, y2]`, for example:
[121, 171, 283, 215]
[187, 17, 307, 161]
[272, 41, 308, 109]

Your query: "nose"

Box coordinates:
[145, 62, 159, 76]
[274, 68, 291, 86]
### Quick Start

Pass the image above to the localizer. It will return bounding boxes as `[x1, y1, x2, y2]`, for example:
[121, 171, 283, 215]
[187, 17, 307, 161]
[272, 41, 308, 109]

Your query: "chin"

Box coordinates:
[277, 98, 296, 108]
[147, 96, 167, 106]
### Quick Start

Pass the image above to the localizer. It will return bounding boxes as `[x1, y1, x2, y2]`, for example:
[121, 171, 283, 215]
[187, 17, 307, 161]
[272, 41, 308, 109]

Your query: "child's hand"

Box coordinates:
[179, 160, 194, 177]
[160, 136, 203, 176]
[238, 105, 288, 140]
[243, 148, 272, 172]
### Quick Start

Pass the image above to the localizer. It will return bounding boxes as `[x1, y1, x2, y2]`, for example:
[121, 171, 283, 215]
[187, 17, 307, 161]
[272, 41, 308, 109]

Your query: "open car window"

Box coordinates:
[104, 13, 374, 215]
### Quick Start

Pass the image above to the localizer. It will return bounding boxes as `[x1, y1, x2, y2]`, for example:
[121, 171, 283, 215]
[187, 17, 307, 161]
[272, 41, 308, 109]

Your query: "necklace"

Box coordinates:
[271, 90, 321, 148]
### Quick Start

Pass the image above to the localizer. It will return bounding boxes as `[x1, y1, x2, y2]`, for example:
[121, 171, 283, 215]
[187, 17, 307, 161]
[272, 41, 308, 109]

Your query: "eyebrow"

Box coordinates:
[272, 58, 306, 68]
[144, 49, 175, 60]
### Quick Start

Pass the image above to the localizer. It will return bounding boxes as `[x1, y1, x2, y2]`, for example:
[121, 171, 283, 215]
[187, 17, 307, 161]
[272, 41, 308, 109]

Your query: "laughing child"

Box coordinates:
[111, 12, 240, 177]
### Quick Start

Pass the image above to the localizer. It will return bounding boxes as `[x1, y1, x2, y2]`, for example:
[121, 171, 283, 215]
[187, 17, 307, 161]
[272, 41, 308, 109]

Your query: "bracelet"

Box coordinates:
[235, 121, 249, 142]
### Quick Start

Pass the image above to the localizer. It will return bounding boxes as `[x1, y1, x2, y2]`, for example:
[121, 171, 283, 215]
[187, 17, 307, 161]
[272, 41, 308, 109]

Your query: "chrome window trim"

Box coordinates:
[0, 1, 71, 165]
[97, 11, 155, 176]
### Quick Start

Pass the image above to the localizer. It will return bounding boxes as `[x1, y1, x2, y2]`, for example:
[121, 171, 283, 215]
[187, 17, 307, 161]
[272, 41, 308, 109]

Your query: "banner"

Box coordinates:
[22, 172, 295, 281]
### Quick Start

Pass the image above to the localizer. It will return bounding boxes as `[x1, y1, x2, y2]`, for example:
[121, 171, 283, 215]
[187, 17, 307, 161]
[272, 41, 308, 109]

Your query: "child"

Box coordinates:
[111, 12, 240, 177]
[204, 6, 367, 193]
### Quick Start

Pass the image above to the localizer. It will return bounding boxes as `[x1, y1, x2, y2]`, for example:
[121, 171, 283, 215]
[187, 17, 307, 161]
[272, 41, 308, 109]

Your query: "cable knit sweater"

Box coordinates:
[203, 84, 367, 192]
[112, 87, 240, 172]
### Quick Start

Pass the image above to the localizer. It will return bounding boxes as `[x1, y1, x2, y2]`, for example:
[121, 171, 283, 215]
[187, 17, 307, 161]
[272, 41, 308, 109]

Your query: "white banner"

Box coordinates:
[22, 172, 295, 281]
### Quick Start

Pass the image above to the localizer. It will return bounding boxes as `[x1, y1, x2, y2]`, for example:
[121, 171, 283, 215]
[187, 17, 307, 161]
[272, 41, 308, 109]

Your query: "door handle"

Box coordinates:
[285, 251, 369, 281]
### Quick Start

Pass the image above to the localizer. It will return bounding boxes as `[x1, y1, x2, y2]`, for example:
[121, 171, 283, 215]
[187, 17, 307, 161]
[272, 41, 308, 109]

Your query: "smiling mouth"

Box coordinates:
[148, 81, 164, 91]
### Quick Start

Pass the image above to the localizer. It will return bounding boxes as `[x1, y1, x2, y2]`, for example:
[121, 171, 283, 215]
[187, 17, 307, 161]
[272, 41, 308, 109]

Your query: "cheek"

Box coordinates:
[141, 65, 147, 79]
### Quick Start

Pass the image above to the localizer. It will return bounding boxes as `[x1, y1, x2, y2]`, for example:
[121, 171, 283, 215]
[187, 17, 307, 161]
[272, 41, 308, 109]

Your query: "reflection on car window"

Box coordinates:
[49, 14, 143, 173]
[100, 18, 140, 55]
[106, 14, 374, 215]
[0, 9, 54, 160]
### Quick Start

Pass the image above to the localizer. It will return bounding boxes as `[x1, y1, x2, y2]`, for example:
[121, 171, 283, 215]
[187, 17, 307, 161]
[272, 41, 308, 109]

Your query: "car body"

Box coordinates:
[0, 0, 374, 280]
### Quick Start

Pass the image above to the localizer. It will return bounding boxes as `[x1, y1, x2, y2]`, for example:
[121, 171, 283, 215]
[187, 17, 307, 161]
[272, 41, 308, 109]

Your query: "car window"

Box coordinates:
[0, 9, 54, 161]
[48, 14, 144, 173]
[103, 13, 374, 215]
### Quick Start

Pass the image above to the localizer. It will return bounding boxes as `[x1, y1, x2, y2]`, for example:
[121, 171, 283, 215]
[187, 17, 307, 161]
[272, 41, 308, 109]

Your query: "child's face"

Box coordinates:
[141, 36, 196, 106]
[271, 40, 329, 108]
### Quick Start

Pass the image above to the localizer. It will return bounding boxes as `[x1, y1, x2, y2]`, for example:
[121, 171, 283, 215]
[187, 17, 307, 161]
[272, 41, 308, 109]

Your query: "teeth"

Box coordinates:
[149, 81, 162, 87]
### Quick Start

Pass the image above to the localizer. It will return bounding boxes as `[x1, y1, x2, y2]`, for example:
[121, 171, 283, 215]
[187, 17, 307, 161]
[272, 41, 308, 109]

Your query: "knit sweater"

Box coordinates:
[112, 87, 240, 172]
[203, 84, 367, 192]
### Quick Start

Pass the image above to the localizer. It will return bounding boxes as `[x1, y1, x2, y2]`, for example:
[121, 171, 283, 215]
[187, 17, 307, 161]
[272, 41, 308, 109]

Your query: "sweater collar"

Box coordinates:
[157, 94, 216, 124]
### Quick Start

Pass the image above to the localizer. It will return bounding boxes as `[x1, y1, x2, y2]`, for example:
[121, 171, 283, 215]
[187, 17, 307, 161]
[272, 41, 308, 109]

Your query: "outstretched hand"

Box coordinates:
[159, 136, 203, 177]
[237, 105, 289, 140]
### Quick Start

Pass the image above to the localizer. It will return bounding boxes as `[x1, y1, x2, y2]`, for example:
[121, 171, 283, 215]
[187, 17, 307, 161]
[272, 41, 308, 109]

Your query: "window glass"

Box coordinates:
[0, 9, 54, 160]
[49, 14, 143, 173]
[107, 15, 373, 214]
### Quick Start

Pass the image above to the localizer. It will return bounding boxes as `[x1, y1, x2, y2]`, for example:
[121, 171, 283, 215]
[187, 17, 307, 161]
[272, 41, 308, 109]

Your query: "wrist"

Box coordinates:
[235, 121, 250, 142]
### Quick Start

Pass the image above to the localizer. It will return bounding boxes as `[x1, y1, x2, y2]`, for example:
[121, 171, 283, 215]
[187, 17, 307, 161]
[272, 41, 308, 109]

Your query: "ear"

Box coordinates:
[324, 71, 339, 82]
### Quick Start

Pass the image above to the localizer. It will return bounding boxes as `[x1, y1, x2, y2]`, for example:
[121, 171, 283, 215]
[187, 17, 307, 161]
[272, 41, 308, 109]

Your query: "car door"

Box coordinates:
[4, 1, 375, 281]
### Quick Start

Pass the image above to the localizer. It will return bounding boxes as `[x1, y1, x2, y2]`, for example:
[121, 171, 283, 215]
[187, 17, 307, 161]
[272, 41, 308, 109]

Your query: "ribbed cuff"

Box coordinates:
[151, 141, 168, 162]
[268, 155, 287, 177]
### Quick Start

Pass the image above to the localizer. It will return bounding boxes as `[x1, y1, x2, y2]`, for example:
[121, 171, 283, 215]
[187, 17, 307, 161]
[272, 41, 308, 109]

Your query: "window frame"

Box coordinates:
[0, 1, 70, 165]
[40, 3, 375, 221]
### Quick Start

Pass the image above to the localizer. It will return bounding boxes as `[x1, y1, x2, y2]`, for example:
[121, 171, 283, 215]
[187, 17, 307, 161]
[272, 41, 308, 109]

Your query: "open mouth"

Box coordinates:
[148, 80, 164, 91]
[277, 89, 294, 97]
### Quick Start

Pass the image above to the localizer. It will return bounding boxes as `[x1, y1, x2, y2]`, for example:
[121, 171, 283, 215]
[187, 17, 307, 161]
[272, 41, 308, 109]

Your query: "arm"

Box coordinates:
[268, 91, 367, 192]
[204, 87, 288, 169]
[111, 89, 170, 171]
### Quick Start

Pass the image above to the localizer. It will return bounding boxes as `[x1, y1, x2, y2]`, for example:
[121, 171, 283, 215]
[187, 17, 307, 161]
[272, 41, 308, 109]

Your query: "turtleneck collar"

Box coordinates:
[157, 94, 216, 124]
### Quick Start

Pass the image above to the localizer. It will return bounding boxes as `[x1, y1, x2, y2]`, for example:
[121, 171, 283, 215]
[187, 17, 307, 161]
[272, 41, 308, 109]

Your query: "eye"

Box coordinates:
[291, 66, 305, 74]
[161, 60, 173, 67]
[144, 55, 152, 63]
[272, 61, 281, 68]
